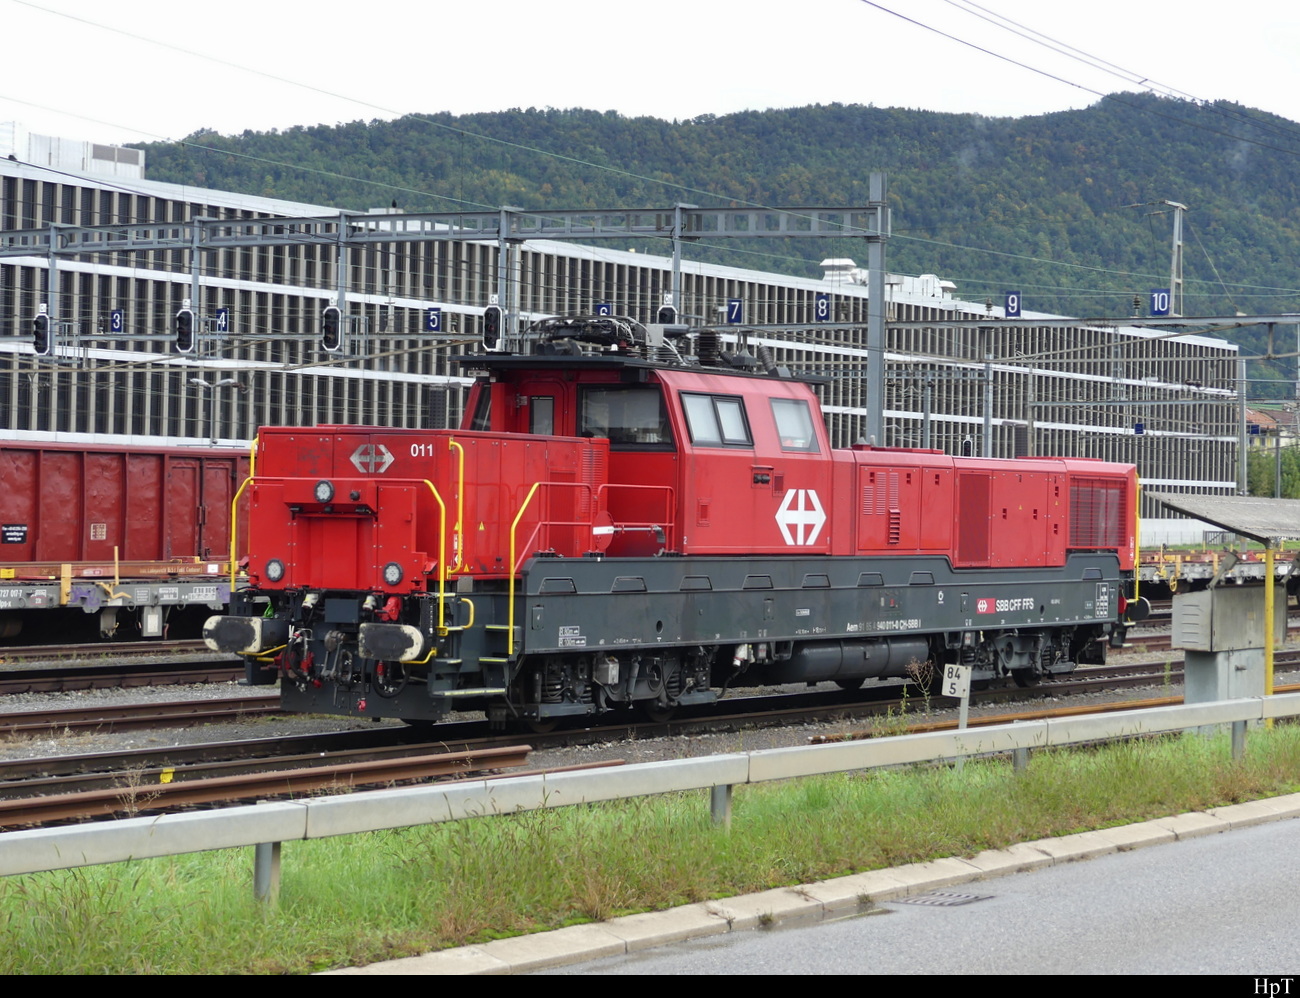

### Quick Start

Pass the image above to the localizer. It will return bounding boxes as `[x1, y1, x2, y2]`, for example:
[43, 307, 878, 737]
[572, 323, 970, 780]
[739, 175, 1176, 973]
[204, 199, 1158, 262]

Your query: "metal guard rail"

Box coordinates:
[2, 693, 1298, 881]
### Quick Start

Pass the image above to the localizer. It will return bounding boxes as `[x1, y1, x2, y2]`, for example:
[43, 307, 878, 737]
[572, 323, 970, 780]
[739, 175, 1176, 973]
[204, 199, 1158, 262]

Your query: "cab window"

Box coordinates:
[682, 393, 752, 447]
[771, 398, 819, 452]
[579, 386, 674, 449]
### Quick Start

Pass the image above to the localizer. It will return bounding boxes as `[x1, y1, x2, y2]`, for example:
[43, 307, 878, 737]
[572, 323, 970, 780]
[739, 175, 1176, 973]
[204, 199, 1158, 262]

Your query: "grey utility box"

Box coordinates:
[1172, 586, 1282, 706]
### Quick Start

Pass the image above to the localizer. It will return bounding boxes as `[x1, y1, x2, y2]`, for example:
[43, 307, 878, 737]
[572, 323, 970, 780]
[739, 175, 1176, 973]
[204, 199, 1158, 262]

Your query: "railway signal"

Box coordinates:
[175, 303, 196, 353]
[321, 305, 343, 353]
[482, 305, 504, 351]
[32, 305, 52, 356]
[656, 305, 677, 324]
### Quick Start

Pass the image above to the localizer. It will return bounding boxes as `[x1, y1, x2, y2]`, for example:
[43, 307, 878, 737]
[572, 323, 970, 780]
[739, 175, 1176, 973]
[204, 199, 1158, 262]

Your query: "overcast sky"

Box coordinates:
[3, 0, 1299, 146]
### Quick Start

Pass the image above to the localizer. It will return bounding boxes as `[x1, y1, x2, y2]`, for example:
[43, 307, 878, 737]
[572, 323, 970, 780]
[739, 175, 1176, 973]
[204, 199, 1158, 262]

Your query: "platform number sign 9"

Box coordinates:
[726, 298, 743, 324]
[1005, 292, 1021, 318]
[1150, 289, 1171, 316]
[815, 293, 830, 322]
[425, 307, 442, 333]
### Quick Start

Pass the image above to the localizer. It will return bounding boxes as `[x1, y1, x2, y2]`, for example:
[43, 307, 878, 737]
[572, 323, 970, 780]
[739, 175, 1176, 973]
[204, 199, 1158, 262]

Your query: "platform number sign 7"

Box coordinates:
[815, 293, 830, 322]
[426, 307, 442, 333]
[726, 298, 743, 324]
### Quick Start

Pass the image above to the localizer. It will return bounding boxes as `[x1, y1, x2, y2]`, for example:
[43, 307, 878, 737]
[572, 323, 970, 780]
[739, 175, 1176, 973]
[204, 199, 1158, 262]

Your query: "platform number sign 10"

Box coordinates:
[425, 307, 442, 333]
[1150, 289, 1171, 316]
[815, 292, 830, 322]
[726, 298, 743, 324]
[1005, 292, 1021, 318]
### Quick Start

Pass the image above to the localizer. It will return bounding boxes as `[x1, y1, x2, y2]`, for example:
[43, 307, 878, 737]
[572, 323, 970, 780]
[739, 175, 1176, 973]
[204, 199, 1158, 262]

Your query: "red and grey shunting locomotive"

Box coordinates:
[205, 316, 1139, 727]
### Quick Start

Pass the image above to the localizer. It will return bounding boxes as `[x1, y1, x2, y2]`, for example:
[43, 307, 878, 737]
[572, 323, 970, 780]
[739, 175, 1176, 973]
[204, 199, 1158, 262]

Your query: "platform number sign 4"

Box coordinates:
[1005, 292, 1021, 318]
[815, 293, 830, 322]
[1150, 289, 1171, 316]
[215, 308, 229, 334]
[426, 307, 442, 333]
[726, 298, 743, 324]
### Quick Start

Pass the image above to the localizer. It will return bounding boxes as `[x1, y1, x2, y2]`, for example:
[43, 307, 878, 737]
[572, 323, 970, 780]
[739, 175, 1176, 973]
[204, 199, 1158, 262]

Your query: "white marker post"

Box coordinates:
[941, 663, 973, 771]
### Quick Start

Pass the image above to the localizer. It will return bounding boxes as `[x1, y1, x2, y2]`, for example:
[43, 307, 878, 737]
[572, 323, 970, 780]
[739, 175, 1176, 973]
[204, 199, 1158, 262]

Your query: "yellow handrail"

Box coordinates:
[419, 480, 448, 634]
[507, 481, 543, 658]
[229, 475, 254, 593]
[447, 438, 466, 573]
[1132, 470, 1141, 603]
[228, 436, 258, 594]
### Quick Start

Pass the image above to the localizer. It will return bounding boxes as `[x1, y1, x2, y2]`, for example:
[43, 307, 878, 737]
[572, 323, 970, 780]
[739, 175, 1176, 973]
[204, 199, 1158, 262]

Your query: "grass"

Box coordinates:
[2, 727, 1299, 974]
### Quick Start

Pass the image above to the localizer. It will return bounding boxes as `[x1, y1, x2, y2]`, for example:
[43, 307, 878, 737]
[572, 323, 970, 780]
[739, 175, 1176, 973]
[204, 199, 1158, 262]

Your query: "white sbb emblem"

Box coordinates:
[350, 443, 394, 474]
[776, 489, 826, 546]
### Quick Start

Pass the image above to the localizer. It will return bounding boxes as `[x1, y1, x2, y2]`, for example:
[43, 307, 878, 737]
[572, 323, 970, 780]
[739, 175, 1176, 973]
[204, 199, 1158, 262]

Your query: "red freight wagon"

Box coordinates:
[0, 439, 250, 641]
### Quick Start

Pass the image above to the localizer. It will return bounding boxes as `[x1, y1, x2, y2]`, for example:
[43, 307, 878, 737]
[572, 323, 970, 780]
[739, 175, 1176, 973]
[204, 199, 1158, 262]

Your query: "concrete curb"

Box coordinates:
[322, 792, 1300, 975]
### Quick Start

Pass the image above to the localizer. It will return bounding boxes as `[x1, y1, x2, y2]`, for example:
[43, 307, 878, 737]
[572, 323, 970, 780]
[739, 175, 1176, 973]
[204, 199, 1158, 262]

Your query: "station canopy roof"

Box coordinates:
[1147, 491, 1300, 546]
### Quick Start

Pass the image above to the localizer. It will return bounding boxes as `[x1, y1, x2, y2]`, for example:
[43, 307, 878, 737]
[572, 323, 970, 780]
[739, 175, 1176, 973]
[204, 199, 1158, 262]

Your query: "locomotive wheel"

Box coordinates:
[524, 717, 560, 734]
[640, 700, 676, 723]
[1010, 668, 1040, 688]
[834, 677, 865, 691]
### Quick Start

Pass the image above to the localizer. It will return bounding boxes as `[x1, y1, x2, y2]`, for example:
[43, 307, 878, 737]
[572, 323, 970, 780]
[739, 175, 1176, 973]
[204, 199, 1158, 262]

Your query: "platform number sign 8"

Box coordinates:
[726, 298, 743, 324]
[1150, 289, 1171, 316]
[1005, 292, 1021, 318]
[815, 293, 830, 322]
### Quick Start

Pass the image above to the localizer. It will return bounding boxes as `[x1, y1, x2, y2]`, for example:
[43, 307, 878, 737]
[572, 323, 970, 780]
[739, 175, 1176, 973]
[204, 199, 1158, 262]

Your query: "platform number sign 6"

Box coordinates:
[726, 298, 743, 324]
[426, 307, 442, 333]
[1005, 292, 1021, 318]
[815, 293, 830, 322]
[596, 302, 612, 316]
[1150, 289, 1171, 316]
[110, 309, 123, 334]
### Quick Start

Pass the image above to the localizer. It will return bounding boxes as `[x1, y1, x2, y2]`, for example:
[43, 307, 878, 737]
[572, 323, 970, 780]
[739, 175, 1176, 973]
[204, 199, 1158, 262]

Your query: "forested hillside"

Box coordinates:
[137, 93, 1300, 395]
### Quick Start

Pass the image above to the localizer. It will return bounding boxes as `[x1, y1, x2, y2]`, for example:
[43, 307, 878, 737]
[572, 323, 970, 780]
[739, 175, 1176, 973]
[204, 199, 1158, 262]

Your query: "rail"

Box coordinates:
[506, 481, 603, 657]
[596, 482, 677, 551]
[1, 693, 1296, 902]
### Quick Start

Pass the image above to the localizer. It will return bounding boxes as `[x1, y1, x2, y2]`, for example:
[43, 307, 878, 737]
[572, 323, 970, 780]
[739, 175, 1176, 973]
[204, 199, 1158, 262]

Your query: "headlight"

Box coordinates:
[265, 558, 286, 582]
[314, 479, 335, 503]
[382, 561, 404, 586]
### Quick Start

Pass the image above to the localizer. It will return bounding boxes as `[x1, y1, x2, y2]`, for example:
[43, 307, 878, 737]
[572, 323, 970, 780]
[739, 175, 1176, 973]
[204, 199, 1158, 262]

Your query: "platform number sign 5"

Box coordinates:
[726, 298, 743, 324]
[1005, 292, 1021, 318]
[426, 307, 442, 333]
[1150, 289, 1171, 316]
[815, 293, 830, 322]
